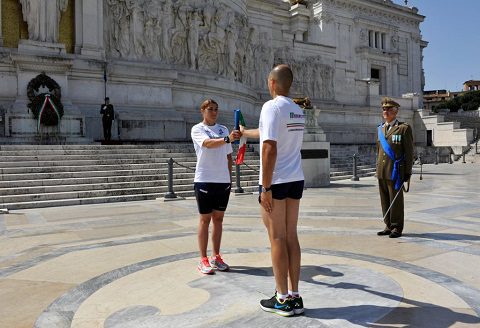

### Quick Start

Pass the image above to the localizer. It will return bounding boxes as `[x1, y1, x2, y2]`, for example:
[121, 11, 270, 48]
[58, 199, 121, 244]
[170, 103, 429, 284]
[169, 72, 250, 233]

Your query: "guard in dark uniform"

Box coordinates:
[100, 97, 115, 141]
[376, 97, 414, 238]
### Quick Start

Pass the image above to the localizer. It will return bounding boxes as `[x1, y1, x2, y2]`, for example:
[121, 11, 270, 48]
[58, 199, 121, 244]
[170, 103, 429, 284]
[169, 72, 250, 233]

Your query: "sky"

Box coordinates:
[393, 0, 480, 91]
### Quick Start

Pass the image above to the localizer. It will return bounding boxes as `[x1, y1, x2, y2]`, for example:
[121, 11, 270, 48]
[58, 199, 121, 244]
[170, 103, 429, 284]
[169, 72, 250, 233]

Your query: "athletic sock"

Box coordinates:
[276, 292, 288, 301]
[289, 290, 300, 298]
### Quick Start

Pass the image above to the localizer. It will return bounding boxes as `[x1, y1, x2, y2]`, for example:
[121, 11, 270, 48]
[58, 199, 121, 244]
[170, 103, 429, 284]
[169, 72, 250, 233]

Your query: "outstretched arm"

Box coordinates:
[240, 125, 259, 139]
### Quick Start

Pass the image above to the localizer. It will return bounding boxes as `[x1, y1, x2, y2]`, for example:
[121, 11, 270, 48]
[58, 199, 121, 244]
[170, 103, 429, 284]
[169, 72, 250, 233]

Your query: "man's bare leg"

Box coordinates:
[262, 198, 289, 295]
[285, 198, 301, 292]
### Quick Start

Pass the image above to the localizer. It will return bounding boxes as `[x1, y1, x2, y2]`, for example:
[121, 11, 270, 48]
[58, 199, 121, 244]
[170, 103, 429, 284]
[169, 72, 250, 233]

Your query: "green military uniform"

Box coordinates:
[376, 100, 414, 235]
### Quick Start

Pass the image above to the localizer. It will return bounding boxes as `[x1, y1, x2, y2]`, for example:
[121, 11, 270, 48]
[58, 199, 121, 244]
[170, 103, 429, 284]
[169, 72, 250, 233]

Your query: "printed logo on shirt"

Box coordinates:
[203, 128, 216, 139]
[290, 112, 305, 119]
[218, 128, 224, 135]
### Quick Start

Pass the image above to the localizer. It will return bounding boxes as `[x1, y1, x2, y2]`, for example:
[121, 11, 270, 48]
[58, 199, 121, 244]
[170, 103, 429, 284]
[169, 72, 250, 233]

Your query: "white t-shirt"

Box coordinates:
[191, 122, 233, 183]
[259, 95, 305, 185]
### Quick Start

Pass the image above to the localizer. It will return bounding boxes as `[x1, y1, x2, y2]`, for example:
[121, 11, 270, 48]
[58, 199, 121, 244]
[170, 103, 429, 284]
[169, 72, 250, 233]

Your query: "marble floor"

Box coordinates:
[1, 163, 479, 328]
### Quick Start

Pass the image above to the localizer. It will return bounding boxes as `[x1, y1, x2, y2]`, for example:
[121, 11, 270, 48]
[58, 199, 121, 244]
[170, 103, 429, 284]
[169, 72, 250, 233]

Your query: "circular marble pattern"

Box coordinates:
[33, 249, 480, 328]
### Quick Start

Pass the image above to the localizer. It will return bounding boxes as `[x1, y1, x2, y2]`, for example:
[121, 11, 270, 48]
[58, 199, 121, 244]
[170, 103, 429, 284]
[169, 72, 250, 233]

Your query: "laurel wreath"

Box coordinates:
[26, 73, 64, 127]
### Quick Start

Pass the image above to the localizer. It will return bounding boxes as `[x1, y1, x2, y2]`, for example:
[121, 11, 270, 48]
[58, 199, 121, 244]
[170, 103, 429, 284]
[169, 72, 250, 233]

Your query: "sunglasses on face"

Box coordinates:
[382, 107, 396, 111]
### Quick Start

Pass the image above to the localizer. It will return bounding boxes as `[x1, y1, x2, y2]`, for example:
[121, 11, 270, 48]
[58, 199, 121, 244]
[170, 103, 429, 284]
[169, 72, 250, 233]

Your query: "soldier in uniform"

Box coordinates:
[100, 97, 115, 141]
[376, 97, 414, 238]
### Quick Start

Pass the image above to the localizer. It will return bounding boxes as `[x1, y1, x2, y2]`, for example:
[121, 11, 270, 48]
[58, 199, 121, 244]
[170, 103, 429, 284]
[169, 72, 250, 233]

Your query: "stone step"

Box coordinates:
[330, 164, 376, 171]
[0, 164, 260, 181]
[330, 168, 376, 177]
[0, 143, 257, 152]
[0, 175, 260, 195]
[0, 144, 196, 151]
[0, 142, 261, 209]
[1, 183, 260, 210]
[436, 121, 461, 130]
[0, 155, 260, 168]
[330, 172, 376, 181]
[330, 163, 374, 168]
[0, 169, 260, 187]
[0, 163, 173, 174]
[0, 158, 187, 168]
[0, 151, 258, 162]
[0, 151, 196, 161]
[0, 179, 260, 204]
[0, 148, 189, 155]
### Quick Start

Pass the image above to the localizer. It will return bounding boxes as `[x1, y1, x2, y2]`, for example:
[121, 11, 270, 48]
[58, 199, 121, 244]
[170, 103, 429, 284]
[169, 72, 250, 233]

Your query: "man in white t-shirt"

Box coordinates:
[241, 65, 305, 316]
[191, 99, 241, 275]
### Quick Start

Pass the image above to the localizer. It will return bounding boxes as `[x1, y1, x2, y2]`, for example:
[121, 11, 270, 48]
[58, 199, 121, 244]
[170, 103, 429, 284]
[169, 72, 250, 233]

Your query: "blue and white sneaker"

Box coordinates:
[260, 293, 294, 317]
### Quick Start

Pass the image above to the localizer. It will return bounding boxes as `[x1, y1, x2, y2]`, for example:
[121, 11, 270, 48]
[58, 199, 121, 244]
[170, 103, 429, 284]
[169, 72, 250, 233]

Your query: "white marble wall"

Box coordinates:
[0, 0, 426, 144]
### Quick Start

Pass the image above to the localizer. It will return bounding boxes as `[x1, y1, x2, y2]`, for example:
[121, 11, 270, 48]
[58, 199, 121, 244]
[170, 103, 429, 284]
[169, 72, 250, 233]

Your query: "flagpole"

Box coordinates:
[103, 63, 107, 99]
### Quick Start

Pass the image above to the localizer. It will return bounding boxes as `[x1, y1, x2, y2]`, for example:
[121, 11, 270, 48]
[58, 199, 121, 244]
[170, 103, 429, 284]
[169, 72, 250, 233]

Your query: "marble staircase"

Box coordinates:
[0, 144, 260, 210]
[419, 111, 474, 154]
[329, 144, 376, 181]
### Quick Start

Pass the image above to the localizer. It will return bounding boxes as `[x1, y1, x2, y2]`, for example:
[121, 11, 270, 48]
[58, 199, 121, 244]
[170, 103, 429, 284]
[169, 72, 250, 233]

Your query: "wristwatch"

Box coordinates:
[223, 136, 231, 143]
[261, 186, 272, 193]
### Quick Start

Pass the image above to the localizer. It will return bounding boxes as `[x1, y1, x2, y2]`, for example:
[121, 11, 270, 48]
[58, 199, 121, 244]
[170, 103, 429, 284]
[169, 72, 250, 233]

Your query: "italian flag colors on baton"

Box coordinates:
[234, 109, 247, 165]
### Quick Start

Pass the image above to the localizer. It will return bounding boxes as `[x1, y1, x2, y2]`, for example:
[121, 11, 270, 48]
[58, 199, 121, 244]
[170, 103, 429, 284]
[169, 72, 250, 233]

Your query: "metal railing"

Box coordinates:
[164, 158, 195, 199]
[351, 153, 359, 181]
[164, 158, 259, 199]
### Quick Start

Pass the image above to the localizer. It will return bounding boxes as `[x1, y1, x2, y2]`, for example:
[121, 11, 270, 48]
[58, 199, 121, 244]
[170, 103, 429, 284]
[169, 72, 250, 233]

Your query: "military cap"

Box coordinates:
[381, 97, 400, 108]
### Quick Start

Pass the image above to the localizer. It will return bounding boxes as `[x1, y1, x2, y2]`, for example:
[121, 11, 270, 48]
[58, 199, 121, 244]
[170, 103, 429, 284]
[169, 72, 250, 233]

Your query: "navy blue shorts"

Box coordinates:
[258, 180, 304, 202]
[194, 182, 231, 214]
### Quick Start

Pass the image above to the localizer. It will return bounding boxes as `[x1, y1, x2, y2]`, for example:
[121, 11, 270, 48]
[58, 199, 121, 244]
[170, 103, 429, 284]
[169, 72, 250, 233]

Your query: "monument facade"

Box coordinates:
[0, 0, 426, 144]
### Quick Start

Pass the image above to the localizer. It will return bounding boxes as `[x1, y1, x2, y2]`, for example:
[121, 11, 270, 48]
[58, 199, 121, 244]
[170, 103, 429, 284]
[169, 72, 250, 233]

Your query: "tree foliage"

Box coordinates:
[433, 90, 480, 112]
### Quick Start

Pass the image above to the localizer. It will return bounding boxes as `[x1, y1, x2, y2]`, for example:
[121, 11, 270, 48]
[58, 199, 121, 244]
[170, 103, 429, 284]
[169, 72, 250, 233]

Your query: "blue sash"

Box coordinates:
[378, 125, 404, 190]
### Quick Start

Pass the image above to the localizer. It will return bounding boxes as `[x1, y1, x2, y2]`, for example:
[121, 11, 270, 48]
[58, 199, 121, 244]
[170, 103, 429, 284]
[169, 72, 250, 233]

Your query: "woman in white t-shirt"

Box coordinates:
[191, 99, 241, 274]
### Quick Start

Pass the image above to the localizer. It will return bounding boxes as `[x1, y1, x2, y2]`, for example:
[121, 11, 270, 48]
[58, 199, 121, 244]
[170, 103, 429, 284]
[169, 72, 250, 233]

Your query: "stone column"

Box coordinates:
[75, 0, 104, 58]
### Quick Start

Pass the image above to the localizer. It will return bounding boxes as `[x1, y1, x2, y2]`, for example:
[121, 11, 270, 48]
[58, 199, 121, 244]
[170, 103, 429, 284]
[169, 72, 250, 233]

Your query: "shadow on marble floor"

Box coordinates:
[405, 233, 480, 241]
[229, 265, 480, 327]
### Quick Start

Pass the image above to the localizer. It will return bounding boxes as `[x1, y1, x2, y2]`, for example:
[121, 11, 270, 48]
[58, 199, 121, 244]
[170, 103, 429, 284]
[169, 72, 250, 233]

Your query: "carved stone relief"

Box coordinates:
[104, 0, 273, 89]
[276, 51, 335, 101]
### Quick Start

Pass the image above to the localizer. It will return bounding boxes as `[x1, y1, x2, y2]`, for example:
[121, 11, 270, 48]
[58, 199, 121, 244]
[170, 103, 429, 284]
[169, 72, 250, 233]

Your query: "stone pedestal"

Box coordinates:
[2, 113, 89, 144]
[301, 107, 330, 187]
[302, 132, 330, 187]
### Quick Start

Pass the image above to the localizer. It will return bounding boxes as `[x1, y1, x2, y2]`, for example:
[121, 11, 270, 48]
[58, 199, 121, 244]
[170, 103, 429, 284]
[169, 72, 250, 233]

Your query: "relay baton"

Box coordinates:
[233, 109, 240, 144]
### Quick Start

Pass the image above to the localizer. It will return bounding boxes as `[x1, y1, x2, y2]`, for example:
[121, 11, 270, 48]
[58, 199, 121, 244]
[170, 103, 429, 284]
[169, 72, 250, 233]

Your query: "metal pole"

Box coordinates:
[164, 158, 177, 199]
[103, 64, 107, 100]
[418, 154, 423, 181]
[449, 150, 453, 164]
[351, 153, 359, 181]
[476, 140, 478, 154]
[462, 152, 466, 164]
[234, 164, 244, 193]
[434, 149, 439, 165]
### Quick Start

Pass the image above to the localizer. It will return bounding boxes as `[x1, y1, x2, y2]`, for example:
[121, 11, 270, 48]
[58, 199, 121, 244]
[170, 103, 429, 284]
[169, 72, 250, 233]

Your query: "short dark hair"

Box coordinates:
[105, 97, 110, 101]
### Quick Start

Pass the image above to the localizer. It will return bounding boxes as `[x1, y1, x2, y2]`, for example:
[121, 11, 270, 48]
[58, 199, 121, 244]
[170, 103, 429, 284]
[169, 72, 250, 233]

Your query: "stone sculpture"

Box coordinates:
[19, 0, 69, 43]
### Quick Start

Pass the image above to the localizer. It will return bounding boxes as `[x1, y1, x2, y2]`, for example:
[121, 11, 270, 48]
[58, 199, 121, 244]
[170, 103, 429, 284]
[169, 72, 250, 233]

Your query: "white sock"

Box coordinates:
[276, 292, 288, 301]
[289, 290, 300, 297]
